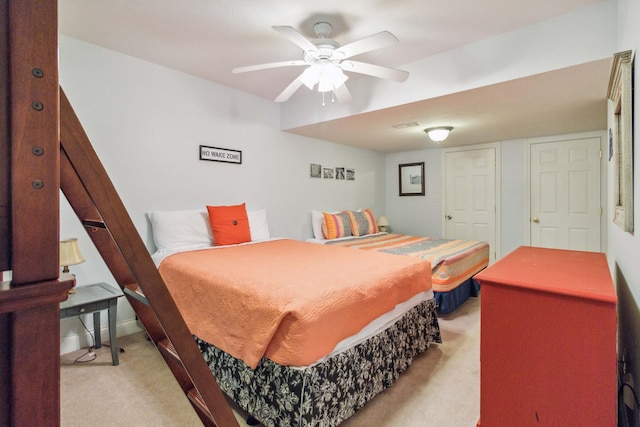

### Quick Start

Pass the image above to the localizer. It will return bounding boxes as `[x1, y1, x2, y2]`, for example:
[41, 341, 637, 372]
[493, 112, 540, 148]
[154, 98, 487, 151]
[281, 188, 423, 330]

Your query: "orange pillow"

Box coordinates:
[322, 211, 353, 239]
[206, 203, 251, 246]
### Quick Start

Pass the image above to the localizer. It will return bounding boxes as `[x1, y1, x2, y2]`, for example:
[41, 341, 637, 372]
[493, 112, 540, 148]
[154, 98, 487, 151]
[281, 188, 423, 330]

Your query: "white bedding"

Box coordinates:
[150, 240, 275, 266]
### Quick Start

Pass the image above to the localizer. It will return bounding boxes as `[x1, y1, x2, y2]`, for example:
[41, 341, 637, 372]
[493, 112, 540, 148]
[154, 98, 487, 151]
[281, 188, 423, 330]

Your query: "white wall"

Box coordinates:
[384, 149, 442, 237]
[608, 0, 640, 392]
[58, 36, 386, 353]
[500, 140, 526, 256]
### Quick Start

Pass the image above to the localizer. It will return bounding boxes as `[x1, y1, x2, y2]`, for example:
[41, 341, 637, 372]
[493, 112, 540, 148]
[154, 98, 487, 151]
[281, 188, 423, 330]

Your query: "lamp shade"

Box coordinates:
[424, 126, 453, 142]
[59, 238, 85, 269]
[301, 63, 348, 93]
[377, 216, 390, 227]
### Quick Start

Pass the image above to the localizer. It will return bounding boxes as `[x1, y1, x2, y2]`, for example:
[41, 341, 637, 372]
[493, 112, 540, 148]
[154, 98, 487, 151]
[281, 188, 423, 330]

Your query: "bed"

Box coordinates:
[307, 210, 490, 314]
[148, 206, 442, 427]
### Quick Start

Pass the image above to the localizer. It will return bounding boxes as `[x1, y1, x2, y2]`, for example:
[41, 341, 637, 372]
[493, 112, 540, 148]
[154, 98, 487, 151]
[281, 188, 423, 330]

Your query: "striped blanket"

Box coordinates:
[326, 234, 489, 292]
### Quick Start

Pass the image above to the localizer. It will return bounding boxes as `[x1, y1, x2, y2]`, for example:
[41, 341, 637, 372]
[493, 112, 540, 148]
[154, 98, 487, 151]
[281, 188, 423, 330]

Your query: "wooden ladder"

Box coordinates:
[59, 88, 239, 427]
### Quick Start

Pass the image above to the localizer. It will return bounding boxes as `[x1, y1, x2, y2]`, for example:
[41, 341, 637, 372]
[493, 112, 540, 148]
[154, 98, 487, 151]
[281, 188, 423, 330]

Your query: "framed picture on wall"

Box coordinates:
[346, 168, 355, 180]
[399, 162, 425, 196]
[310, 163, 322, 178]
[608, 50, 634, 232]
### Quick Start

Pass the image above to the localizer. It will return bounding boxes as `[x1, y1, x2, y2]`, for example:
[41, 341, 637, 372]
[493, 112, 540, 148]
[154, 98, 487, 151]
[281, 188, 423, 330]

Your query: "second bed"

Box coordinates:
[316, 233, 489, 314]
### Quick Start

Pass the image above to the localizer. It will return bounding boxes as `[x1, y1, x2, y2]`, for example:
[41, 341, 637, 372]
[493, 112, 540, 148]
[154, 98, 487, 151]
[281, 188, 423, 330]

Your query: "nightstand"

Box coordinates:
[60, 282, 124, 365]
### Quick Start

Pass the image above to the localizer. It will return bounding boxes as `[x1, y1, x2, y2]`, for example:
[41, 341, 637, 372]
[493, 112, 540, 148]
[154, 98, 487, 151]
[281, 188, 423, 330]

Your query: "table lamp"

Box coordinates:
[378, 216, 390, 232]
[60, 238, 85, 294]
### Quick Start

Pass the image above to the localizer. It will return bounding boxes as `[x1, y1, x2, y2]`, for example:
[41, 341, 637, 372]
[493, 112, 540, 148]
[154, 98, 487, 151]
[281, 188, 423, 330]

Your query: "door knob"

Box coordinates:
[446, 215, 452, 220]
[532, 217, 539, 223]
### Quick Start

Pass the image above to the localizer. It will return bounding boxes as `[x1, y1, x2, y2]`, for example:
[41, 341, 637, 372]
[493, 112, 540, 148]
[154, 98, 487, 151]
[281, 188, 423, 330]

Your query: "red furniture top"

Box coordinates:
[474, 246, 616, 304]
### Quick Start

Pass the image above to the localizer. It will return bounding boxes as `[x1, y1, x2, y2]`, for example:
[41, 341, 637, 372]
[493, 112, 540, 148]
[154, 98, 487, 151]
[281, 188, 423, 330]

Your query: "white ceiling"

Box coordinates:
[58, 0, 611, 152]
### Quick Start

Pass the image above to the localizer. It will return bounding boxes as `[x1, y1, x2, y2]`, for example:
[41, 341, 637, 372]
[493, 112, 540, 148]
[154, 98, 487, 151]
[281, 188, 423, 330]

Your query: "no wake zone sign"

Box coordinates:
[199, 145, 242, 164]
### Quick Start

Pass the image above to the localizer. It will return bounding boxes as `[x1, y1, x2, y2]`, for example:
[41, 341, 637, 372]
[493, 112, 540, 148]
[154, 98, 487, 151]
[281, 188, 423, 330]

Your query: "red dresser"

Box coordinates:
[475, 246, 617, 426]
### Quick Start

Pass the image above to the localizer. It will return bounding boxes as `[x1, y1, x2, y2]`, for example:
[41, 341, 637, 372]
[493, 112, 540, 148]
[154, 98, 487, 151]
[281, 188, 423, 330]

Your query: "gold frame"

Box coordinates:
[607, 50, 634, 232]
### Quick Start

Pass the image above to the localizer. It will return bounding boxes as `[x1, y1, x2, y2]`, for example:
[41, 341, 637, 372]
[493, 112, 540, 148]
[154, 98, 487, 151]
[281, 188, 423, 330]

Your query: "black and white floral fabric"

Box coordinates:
[196, 298, 441, 427]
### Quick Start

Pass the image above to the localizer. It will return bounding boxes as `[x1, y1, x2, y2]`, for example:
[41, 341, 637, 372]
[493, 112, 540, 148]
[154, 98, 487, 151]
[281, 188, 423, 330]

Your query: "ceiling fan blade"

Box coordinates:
[342, 60, 409, 82]
[232, 60, 306, 74]
[333, 84, 352, 104]
[272, 25, 318, 52]
[274, 73, 305, 102]
[336, 31, 399, 59]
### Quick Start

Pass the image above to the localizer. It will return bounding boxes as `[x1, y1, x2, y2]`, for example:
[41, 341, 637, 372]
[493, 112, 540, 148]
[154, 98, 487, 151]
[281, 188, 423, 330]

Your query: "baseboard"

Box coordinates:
[60, 319, 143, 355]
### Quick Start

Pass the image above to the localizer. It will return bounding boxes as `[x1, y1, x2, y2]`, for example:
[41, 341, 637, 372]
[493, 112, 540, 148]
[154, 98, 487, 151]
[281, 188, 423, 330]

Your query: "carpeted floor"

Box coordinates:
[61, 296, 480, 426]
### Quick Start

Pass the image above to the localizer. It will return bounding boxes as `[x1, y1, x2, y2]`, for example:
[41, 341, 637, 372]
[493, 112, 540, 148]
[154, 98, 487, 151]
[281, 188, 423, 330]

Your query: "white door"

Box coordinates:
[444, 147, 497, 262]
[529, 137, 601, 251]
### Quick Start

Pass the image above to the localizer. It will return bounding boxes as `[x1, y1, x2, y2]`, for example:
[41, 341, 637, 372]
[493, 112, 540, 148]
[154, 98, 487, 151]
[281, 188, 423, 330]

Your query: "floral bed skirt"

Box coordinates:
[195, 298, 442, 427]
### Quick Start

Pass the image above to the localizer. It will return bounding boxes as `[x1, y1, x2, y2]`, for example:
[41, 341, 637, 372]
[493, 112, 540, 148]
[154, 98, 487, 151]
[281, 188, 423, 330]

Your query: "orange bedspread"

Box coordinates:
[158, 239, 432, 369]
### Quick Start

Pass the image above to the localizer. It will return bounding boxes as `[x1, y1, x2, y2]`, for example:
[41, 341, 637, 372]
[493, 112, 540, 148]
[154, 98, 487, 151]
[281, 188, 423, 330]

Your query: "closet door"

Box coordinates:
[444, 146, 497, 262]
[529, 137, 601, 252]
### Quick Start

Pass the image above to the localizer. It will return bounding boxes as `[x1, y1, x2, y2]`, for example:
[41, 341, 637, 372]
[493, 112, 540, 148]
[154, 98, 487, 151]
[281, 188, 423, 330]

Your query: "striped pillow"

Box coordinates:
[348, 209, 379, 236]
[322, 211, 353, 239]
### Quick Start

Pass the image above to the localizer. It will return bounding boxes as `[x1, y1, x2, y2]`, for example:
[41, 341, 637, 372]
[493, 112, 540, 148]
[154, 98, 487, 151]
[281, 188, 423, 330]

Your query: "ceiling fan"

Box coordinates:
[232, 22, 410, 103]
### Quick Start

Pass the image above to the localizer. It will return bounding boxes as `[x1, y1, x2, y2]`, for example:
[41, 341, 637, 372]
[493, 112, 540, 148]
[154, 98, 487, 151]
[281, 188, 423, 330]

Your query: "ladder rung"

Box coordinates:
[157, 338, 182, 366]
[187, 388, 213, 421]
[123, 283, 149, 306]
[81, 219, 107, 229]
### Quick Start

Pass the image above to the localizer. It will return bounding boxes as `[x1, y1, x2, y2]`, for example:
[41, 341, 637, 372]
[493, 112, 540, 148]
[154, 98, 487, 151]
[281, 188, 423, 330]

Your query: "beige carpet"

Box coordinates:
[61, 296, 480, 426]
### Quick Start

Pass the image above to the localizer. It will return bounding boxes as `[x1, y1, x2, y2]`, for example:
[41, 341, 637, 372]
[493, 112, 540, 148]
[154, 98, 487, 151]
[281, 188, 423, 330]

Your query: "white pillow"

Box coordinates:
[149, 208, 271, 252]
[247, 209, 271, 241]
[148, 209, 213, 252]
[311, 210, 327, 240]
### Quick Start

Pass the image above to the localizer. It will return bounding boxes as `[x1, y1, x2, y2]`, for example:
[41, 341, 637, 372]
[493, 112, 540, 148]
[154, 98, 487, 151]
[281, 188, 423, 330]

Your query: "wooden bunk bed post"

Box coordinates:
[0, 1, 74, 426]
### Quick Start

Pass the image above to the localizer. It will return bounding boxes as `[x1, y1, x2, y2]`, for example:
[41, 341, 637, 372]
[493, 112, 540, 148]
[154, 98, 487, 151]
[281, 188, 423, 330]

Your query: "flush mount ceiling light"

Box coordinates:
[424, 126, 453, 142]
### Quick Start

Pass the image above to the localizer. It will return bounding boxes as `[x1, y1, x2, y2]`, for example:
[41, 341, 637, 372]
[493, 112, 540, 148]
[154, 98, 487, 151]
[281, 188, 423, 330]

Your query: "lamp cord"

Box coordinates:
[72, 316, 97, 364]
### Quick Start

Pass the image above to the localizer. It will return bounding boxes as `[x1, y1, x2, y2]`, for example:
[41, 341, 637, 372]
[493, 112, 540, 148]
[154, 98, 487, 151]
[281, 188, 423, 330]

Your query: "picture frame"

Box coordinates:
[346, 168, 355, 181]
[323, 167, 334, 179]
[399, 162, 425, 196]
[607, 50, 634, 232]
[199, 145, 242, 164]
[310, 163, 322, 178]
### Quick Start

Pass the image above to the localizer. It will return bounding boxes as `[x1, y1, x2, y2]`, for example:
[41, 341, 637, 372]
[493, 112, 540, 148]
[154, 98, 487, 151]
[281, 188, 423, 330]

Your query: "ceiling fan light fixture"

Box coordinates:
[234, 24, 407, 103]
[318, 64, 348, 92]
[424, 126, 453, 142]
[303, 63, 348, 93]
[301, 65, 322, 89]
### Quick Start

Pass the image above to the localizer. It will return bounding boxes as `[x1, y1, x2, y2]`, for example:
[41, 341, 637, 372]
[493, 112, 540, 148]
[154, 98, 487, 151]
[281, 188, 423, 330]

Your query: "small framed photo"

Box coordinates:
[335, 167, 346, 180]
[346, 168, 355, 181]
[399, 162, 425, 196]
[310, 163, 322, 178]
[323, 167, 334, 179]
